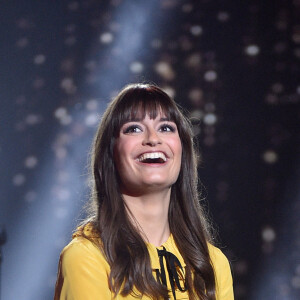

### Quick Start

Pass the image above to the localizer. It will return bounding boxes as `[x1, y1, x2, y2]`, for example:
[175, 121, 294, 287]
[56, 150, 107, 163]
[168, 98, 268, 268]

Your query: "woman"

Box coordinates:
[54, 83, 234, 300]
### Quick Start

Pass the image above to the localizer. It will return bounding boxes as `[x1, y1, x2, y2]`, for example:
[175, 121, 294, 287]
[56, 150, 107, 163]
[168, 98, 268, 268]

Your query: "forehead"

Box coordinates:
[119, 102, 174, 124]
[126, 108, 169, 122]
[112, 93, 180, 137]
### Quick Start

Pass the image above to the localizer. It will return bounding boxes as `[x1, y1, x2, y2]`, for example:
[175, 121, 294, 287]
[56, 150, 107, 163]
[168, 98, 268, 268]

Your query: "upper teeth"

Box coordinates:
[137, 152, 167, 162]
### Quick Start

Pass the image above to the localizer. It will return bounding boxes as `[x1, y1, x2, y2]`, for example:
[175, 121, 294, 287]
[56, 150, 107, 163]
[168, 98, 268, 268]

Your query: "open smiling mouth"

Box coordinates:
[137, 152, 167, 164]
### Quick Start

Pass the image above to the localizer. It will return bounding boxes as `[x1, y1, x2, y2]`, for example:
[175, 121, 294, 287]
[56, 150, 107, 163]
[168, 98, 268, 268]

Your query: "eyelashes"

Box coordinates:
[159, 123, 176, 132]
[123, 125, 142, 134]
[122, 123, 176, 134]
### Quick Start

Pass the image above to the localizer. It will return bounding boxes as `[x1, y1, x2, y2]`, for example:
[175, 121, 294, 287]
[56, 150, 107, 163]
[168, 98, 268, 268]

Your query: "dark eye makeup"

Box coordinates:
[122, 122, 177, 134]
[159, 123, 176, 132]
[123, 124, 142, 134]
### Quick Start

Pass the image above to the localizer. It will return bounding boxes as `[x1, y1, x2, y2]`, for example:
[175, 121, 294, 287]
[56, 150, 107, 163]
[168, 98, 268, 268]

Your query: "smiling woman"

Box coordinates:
[54, 84, 234, 300]
[115, 113, 182, 196]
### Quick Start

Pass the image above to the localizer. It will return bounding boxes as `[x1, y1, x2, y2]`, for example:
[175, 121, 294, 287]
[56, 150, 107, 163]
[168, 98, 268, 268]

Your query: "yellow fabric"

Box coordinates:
[54, 224, 234, 300]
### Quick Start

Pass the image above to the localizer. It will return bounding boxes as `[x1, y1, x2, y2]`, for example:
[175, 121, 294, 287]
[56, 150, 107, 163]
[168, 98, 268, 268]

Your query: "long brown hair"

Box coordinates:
[85, 83, 216, 300]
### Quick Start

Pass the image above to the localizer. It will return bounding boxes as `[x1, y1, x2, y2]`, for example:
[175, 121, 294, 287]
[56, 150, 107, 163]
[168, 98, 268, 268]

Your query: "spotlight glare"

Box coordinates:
[190, 25, 203, 36]
[13, 173, 26, 186]
[154, 61, 175, 81]
[204, 70, 217, 82]
[263, 150, 278, 164]
[34, 54, 46, 65]
[129, 61, 144, 73]
[203, 113, 217, 125]
[217, 11, 230, 22]
[262, 226, 276, 242]
[86, 99, 98, 111]
[54, 107, 67, 119]
[25, 114, 42, 125]
[24, 156, 38, 168]
[85, 113, 99, 127]
[245, 44, 260, 56]
[100, 32, 114, 44]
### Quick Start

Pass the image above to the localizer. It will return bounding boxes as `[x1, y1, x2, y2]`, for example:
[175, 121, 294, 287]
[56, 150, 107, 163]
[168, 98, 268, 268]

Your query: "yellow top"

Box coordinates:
[54, 224, 234, 300]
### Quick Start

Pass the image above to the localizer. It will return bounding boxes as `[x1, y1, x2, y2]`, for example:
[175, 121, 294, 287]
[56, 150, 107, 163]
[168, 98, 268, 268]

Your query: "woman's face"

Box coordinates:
[114, 110, 182, 195]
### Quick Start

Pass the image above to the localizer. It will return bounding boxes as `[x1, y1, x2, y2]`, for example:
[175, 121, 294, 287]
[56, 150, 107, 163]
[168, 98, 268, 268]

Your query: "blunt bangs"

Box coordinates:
[111, 85, 180, 137]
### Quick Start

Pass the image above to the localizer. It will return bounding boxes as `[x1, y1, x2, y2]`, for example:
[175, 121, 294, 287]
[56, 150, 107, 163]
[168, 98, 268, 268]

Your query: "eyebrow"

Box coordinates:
[124, 117, 171, 123]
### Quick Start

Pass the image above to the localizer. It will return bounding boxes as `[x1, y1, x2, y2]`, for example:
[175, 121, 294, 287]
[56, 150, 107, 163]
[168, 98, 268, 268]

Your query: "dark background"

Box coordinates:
[0, 0, 299, 299]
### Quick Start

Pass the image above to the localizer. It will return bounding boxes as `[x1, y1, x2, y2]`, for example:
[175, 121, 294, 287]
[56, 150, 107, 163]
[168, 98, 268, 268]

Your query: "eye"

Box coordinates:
[123, 124, 142, 134]
[159, 123, 176, 132]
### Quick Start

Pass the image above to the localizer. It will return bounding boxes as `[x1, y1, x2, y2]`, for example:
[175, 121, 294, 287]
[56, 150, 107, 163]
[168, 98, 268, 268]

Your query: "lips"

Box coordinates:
[136, 151, 167, 163]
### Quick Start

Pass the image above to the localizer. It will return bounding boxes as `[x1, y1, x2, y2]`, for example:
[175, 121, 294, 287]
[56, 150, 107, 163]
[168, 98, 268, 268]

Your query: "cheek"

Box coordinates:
[113, 140, 125, 173]
[170, 136, 182, 160]
[114, 139, 134, 169]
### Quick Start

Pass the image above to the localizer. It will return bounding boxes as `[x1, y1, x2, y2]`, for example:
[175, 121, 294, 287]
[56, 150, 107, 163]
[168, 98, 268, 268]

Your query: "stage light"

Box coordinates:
[100, 32, 114, 44]
[217, 11, 230, 22]
[262, 226, 276, 243]
[263, 150, 278, 164]
[33, 54, 46, 65]
[190, 25, 203, 36]
[25, 114, 43, 125]
[12, 174, 26, 186]
[203, 113, 217, 125]
[204, 70, 217, 82]
[24, 156, 38, 169]
[154, 61, 175, 81]
[245, 44, 260, 56]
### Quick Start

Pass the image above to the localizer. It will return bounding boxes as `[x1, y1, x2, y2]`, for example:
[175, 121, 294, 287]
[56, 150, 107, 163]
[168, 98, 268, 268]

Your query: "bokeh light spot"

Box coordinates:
[190, 25, 203, 36]
[203, 113, 217, 125]
[13, 174, 26, 186]
[100, 32, 114, 44]
[130, 61, 144, 73]
[154, 61, 175, 81]
[34, 54, 46, 65]
[263, 150, 278, 164]
[204, 70, 217, 82]
[24, 156, 38, 168]
[217, 11, 230, 22]
[245, 44, 260, 56]
[262, 226, 276, 242]
[85, 113, 99, 127]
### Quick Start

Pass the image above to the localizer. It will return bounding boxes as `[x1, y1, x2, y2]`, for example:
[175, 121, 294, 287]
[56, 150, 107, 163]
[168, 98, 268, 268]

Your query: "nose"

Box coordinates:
[142, 128, 162, 146]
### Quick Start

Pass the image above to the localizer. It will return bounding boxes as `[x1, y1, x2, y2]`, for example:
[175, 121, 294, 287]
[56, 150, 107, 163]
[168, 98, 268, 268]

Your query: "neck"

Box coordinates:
[122, 188, 171, 247]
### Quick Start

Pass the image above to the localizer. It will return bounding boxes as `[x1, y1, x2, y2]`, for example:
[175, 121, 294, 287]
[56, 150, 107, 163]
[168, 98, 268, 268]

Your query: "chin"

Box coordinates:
[141, 180, 175, 189]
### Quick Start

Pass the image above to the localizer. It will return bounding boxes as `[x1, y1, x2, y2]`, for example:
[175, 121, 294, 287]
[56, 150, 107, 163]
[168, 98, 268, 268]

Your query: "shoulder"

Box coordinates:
[207, 243, 231, 271]
[60, 236, 109, 274]
[60, 223, 109, 274]
[54, 226, 112, 299]
[207, 243, 234, 300]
